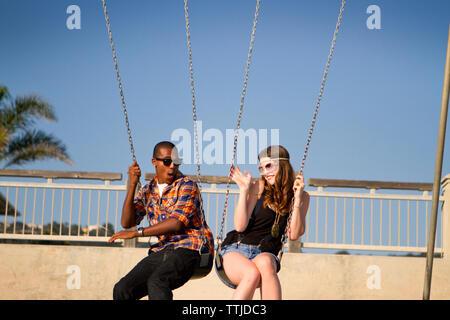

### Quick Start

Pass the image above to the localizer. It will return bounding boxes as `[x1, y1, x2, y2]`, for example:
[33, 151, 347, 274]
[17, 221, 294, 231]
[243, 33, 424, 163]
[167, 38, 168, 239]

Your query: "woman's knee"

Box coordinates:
[223, 252, 261, 287]
[254, 254, 277, 275]
[241, 264, 261, 285]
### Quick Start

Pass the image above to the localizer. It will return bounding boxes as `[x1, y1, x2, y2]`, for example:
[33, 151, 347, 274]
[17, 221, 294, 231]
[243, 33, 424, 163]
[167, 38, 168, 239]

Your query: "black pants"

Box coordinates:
[113, 245, 200, 300]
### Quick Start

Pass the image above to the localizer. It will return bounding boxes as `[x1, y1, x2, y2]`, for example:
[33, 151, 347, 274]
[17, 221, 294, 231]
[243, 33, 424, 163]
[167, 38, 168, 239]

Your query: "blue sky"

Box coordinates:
[1, 0, 450, 187]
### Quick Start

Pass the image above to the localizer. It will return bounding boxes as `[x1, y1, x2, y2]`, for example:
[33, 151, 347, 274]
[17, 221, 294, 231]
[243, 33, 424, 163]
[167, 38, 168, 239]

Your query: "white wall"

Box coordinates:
[1, 244, 449, 300]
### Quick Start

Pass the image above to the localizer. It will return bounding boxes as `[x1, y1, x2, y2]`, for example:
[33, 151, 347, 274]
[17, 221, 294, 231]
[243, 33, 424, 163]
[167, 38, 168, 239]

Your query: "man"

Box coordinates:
[109, 141, 214, 300]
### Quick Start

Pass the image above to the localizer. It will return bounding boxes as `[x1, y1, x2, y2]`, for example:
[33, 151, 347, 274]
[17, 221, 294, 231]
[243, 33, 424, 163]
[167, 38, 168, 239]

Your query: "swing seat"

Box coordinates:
[214, 250, 237, 289]
[190, 251, 213, 280]
[214, 246, 282, 289]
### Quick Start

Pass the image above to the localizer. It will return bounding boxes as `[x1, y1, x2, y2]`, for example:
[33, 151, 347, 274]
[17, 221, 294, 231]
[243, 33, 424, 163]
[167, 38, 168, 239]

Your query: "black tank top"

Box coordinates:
[221, 193, 289, 256]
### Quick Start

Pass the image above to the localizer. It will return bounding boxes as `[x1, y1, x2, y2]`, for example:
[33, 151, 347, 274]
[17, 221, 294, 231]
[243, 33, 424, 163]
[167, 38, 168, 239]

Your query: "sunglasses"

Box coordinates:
[155, 157, 183, 166]
[257, 157, 289, 175]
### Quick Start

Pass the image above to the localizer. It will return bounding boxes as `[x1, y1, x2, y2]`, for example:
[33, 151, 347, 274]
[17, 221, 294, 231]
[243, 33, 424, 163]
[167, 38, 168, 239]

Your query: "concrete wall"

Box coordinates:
[1, 244, 449, 300]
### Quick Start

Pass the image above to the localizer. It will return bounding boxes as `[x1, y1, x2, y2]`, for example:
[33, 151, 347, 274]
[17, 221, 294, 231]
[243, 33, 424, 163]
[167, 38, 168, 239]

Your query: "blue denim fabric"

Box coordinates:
[220, 242, 262, 260]
[220, 242, 281, 272]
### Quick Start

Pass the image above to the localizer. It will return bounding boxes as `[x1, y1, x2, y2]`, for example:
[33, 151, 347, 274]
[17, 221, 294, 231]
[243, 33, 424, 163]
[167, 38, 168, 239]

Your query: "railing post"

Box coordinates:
[123, 226, 137, 248]
[288, 238, 302, 253]
[442, 174, 450, 260]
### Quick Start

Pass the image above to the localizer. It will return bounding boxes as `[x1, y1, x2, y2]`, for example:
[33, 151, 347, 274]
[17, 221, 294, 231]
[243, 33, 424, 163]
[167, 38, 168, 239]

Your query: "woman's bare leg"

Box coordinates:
[223, 252, 261, 300]
[252, 253, 281, 300]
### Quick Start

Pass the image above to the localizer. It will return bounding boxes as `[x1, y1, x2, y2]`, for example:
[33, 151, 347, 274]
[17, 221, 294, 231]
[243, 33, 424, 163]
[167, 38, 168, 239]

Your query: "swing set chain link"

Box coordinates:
[281, 0, 346, 252]
[101, 0, 137, 163]
[103, 0, 147, 234]
[217, 0, 261, 244]
[184, 0, 209, 248]
[184, 0, 201, 183]
[299, 0, 346, 176]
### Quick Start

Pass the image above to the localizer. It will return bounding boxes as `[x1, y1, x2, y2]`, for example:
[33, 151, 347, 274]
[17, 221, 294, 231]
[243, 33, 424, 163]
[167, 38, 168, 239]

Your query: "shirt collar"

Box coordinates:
[150, 171, 185, 194]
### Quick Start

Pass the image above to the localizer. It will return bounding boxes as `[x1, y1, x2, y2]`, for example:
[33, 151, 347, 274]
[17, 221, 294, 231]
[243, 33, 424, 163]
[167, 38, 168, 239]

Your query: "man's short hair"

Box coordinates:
[153, 141, 176, 158]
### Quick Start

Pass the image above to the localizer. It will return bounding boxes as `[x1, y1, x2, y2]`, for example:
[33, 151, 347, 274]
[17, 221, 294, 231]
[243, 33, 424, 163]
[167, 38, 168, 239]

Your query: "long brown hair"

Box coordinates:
[258, 145, 295, 215]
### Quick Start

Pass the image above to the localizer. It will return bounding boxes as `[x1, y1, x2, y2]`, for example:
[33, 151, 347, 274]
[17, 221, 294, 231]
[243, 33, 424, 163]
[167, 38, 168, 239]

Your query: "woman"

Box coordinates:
[221, 145, 310, 300]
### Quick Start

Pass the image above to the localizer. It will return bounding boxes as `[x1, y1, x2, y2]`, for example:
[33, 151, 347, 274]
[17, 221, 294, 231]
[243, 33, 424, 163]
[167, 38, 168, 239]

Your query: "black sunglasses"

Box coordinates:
[155, 157, 183, 166]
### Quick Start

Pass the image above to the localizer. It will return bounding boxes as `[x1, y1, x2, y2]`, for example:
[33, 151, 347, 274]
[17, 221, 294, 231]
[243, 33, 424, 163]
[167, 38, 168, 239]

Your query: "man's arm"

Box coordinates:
[120, 161, 141, 229]
[121, 180, 138, 229]
[143, 218, 184, 236]
[108, 217, 184, 243]
[108, 177, 193, 244]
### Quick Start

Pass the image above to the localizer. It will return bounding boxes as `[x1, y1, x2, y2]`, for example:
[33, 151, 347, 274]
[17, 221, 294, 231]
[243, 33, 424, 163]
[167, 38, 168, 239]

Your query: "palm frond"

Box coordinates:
[0, 87, 73, 168]
[14, 94, 56, 120]
[3, 130, 74, 168]
[14, 93, 57, 124]
[0, 86, 12, 106]
[0, 125, 10, 153]
[0, 94, 56, 131]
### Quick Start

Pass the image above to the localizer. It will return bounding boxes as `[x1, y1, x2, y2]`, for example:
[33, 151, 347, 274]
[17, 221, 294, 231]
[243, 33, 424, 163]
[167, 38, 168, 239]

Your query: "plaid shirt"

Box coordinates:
[134, 173, 214, 254]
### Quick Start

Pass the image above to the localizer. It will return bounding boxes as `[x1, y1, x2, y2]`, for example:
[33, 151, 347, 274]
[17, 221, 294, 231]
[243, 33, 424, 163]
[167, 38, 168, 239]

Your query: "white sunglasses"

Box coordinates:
[258, 157, 289, 175]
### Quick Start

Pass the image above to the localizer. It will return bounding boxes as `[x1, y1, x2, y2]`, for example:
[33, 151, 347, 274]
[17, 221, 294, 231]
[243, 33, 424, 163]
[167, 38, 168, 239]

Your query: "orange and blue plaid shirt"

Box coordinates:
[134, 173, 214, 254]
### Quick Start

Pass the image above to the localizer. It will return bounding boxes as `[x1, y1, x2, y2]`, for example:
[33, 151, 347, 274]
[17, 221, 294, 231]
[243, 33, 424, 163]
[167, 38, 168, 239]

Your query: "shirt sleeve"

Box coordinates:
[169, 180, 199, 227]
[134, 184, 148, 225]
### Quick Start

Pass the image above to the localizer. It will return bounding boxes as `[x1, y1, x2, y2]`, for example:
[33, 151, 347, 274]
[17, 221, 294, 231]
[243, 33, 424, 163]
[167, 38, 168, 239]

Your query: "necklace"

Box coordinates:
[271, 213, 281, 238]
[268, 204, 283, 238]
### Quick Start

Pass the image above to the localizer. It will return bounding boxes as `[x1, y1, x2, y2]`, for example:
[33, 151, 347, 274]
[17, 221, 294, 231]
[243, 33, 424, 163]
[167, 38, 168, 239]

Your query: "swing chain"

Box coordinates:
[217, 0, 261, 244]
[103, 0, 148, 240]
[280, 0, 347, 255]
[299, 0, 346, 175]
[101, 0, 137, 163]
[184, 0, 209, 249]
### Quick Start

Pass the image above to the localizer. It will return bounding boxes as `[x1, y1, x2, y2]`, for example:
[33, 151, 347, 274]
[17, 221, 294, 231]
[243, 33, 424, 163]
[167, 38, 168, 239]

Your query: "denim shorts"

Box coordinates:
[220, 242, 281, 272]
[220, 242, 262, 260]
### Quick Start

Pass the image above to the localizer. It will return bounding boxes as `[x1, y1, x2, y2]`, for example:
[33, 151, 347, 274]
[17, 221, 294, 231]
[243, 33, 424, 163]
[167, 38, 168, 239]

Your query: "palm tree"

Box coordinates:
[0, 86, 73, 167]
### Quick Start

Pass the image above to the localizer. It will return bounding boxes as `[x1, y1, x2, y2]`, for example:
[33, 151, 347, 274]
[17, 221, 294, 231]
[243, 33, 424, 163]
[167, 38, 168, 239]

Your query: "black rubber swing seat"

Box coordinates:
[214, 249, 237, 289]
[214, 244, 283, 289]
[190, 251, 214, 280]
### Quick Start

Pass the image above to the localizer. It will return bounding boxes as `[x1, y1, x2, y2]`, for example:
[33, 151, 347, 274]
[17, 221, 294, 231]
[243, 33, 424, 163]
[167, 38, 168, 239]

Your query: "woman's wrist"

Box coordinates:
[293, 197, 302, 208]
[239, 186, 250, 194]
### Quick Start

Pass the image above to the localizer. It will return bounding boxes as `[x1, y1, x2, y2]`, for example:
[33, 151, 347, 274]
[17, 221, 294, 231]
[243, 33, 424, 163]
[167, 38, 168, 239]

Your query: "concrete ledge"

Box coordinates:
[0, 244, 449, 300]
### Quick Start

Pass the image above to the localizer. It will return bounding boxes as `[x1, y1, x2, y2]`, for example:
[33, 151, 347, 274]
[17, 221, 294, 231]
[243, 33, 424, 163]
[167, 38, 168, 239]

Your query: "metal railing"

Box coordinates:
[303, 189, 443, 253]
[0, 170, 445, 255]
[0, 171, 125, 242]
